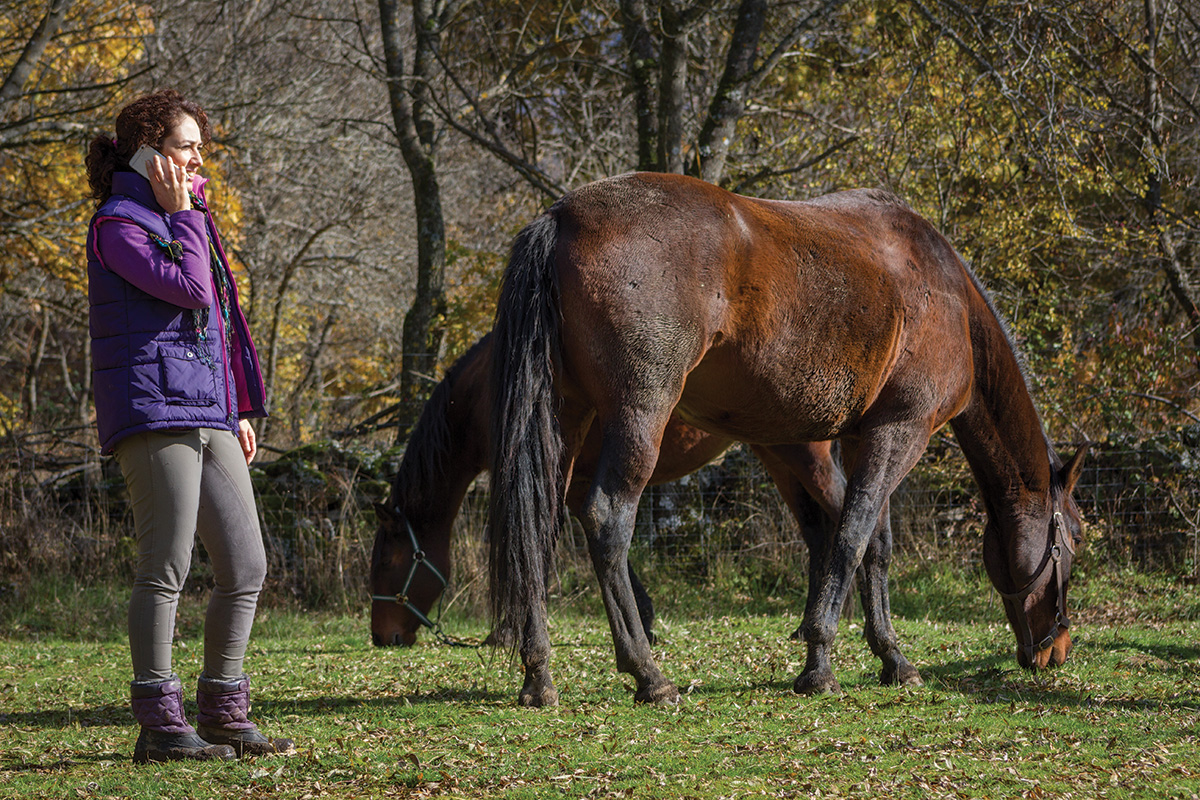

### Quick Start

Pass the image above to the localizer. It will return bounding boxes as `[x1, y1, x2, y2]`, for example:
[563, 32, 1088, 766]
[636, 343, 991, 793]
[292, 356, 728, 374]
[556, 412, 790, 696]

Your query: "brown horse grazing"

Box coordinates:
[370, 334, 920, 688]
[488, 172, 1087, 706]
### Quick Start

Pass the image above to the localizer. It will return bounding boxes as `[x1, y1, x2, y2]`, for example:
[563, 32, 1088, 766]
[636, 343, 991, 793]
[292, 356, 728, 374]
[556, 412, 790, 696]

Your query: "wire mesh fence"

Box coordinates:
[2, 426, 1198, 615]
[616, 431, 1200, 576]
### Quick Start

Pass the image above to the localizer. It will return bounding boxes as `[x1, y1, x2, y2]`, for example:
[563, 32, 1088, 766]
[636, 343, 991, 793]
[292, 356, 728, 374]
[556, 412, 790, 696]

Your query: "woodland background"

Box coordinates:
[2, 0, 1199, 606]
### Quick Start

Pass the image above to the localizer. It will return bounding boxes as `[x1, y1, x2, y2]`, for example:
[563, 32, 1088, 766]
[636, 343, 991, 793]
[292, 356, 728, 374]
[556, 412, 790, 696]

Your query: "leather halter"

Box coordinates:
[370, 513, 449, 632]
[996, 510, 1074, 664]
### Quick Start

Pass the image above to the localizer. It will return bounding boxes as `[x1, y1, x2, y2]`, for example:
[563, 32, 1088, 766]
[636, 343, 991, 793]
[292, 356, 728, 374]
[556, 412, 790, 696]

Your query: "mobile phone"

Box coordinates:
[130, 144, 166, 181]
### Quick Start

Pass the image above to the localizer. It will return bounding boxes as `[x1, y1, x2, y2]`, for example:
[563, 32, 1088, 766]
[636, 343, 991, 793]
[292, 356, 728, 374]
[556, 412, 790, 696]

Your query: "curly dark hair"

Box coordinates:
[85, 89, 212, 206]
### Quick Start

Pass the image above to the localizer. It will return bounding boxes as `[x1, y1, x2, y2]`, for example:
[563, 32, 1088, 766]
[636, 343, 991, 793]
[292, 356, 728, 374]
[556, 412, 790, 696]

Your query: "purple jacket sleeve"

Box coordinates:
[94, 210, 213, 309]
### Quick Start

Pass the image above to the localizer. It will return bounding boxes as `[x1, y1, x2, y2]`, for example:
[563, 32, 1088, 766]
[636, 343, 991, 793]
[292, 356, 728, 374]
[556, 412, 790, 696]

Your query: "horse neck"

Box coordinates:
[949, 303, 1052, 520]
[393, 372, 489, 530]
[394, 442, 480, 530]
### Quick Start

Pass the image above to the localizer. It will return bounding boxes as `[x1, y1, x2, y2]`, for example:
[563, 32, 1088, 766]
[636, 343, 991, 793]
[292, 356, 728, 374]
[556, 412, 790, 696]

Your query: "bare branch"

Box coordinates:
[0, 0, 73, 117]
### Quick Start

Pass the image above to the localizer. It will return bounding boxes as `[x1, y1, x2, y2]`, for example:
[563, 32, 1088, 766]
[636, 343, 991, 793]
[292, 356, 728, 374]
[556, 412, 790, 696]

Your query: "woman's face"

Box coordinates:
[159, 115, 204, 180]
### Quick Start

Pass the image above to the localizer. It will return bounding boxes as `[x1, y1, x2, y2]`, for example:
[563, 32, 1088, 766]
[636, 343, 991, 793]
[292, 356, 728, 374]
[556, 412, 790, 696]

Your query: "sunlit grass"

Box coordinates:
[3, 564, 1200, 799]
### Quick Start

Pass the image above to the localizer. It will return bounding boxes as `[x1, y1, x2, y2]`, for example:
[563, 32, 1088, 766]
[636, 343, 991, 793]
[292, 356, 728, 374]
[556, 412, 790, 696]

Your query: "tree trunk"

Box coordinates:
[258, 222, 336, 443]
[24, 305, 50, 419]
[289, 309, 339, 442]
[1141, 0, 1200, 360]
[0, 0, 72, 117]
[379, 0, 449, 440]
[619, 0, 660, 172]
[656, 12, 689, 175]
[79, 334, 91, 428]
[696, 0, 766, 184]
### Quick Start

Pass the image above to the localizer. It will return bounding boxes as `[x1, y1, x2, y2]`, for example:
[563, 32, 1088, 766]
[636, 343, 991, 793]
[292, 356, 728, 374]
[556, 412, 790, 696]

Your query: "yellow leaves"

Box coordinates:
[2, 0, 155, 302]
[2, 1, 153, 95]
[203, 166, 248, 277]
[0, 391, 21, 431]
[441, 240, 504, 364]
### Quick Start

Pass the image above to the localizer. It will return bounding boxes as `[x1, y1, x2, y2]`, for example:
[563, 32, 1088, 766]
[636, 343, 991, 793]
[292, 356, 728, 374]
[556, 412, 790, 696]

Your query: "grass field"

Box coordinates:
[2, 561, 1199, 799]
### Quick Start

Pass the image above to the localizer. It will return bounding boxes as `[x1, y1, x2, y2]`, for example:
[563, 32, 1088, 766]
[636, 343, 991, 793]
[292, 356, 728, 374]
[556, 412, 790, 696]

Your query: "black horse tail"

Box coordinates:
[488, 210, 565, 649]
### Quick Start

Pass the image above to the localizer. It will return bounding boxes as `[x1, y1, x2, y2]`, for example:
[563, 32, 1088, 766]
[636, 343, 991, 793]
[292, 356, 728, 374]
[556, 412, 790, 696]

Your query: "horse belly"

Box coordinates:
[675, 348, 868, 444]
[674, 279, 915, 444]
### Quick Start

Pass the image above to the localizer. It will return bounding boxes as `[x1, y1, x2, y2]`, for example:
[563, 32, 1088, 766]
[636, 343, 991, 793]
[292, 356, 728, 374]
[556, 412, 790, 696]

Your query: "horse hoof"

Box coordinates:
[793, 671, 841, 696]
[881, 663, 923, 687]
[883, 662, 926, 690]
[483, 629, 518, 649]
[518, 686, 559, 708]
[634, 683, 681, 706]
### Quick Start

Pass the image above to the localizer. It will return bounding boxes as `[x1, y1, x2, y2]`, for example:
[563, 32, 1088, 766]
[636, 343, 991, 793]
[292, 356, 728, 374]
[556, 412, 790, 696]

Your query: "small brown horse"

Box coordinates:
[370, 334, 919, 686]
[489, 172, 1087, 706]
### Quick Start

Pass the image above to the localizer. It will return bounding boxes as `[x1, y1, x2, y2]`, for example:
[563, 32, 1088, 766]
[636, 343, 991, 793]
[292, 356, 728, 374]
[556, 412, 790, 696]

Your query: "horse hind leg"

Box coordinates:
[581, 417, 680, 706]
[518, 608, 558, 707]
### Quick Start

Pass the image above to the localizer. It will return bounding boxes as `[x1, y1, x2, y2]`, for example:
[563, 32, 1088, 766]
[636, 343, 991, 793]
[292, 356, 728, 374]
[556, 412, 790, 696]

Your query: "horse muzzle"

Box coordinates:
[371, 628, 418, 647]
[1016, 625, 1072, 671]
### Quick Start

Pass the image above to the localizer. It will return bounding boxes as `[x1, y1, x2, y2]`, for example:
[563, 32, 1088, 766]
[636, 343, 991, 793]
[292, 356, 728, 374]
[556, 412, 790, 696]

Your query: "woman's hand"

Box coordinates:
[147, 153, 191, 214]
[238, 419, 258, 465]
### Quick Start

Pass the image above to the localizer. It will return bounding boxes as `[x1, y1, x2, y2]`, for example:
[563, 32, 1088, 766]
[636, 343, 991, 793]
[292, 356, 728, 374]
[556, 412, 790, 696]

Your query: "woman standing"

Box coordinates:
[84, 89, 291, 763]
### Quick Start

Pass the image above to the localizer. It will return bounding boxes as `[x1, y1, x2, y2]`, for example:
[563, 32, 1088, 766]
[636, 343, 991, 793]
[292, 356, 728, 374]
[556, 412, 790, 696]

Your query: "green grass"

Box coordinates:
[3, 565, 1200, 799]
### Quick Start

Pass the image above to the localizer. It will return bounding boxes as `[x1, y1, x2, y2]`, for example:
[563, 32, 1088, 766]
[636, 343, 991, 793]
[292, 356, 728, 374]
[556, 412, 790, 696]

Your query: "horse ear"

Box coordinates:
[1060, 443, 1089, 495]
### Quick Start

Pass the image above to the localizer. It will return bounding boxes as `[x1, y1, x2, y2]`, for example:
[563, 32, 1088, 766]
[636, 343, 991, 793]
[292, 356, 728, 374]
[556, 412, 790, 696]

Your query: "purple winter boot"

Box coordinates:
[130, 675, 236, 763]
[196, 675, 294, 757]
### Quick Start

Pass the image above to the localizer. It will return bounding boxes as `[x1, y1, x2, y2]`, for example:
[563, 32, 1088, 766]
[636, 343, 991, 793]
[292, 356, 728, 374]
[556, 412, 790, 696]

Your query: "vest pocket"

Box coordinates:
[159, 344, 218, 405]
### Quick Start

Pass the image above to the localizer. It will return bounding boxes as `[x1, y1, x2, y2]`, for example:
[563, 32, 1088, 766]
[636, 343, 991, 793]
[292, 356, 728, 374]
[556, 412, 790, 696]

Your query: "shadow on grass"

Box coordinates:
[685, 679, 797, 698]
[0, 752, 127, 772]
[0, 703, 129, 730]
[0, 684, 509, 732]
[273, 688, 509, 710]
[673, 634, 1200, 711]
[1095, 634, 1200, 663]
[924, 650, 1200, 713]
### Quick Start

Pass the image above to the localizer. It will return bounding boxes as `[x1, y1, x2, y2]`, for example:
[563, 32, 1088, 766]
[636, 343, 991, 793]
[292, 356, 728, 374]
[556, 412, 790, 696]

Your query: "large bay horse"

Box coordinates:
[489, 172, 1087, 706]
[370, 333, 919, 686]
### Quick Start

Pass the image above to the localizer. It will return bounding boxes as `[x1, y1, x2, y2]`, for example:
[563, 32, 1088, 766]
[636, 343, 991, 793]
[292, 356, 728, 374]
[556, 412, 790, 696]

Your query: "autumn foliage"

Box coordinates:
[2, 0, 1196, 500]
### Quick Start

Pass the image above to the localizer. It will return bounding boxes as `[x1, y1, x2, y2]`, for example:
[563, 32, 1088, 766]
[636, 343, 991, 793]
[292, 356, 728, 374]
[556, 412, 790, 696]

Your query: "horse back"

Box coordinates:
[551, 173, 977, 444]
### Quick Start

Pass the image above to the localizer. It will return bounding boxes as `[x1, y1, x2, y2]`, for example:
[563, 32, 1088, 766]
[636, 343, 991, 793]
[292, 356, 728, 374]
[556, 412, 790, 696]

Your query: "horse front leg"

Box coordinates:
[858, 501, 922, 687]
[792, 501, 920, 688]
[749, 444, 842, 647]
[581, 426, 680, 706]
[794, 428, 929, 696]
[792, 523, 865, 693]
[627, 563, 657, 646]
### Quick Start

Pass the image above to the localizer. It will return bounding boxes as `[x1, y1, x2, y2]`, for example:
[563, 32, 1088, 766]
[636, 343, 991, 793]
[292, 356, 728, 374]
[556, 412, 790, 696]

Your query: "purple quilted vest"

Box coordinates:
[86, 172, 266, 453]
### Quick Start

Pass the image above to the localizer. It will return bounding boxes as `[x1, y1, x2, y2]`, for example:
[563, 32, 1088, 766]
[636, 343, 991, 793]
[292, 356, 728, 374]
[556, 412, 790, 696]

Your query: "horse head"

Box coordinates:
[984, 444, 1087, 670]
[369, 502, 451, 647]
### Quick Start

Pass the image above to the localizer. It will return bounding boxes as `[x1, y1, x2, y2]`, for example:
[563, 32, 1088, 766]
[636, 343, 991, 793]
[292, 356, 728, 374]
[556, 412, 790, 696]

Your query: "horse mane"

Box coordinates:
[863, 186, 911, 209]
[956, 255, 1066, 472]
[390, 336, 491, 513]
